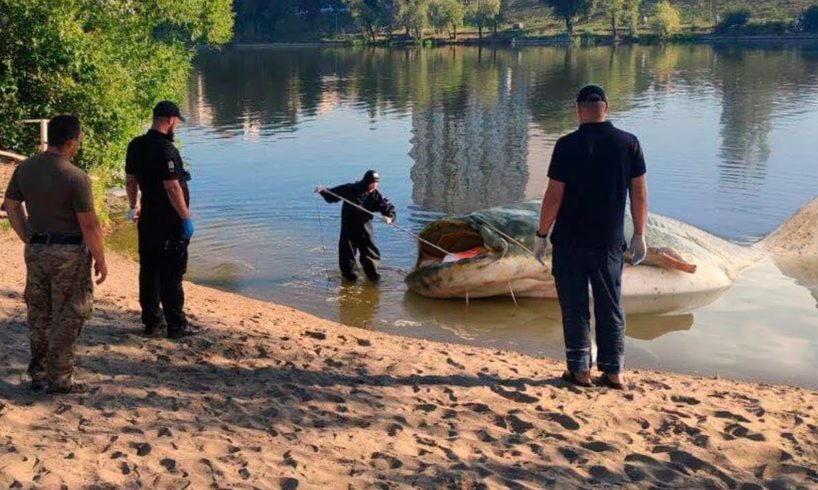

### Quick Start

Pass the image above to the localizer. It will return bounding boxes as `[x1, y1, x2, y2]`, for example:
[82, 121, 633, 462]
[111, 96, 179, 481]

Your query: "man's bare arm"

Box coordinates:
[2, 198, 28, 242]
[125, 174, 139, 209]
[77, 210, 107, 284]
[538, 179, 566, 236]
[629, 175, 648, 236]
[163, 179, 189, 219]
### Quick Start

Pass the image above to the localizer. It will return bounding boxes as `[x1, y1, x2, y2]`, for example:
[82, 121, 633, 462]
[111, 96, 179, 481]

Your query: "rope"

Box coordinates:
[317, 186, 454, 256]
[314, 195, 332, 290]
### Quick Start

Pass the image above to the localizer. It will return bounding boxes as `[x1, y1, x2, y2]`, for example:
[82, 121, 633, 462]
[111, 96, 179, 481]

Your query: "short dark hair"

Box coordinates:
[48, 115, 81, 147]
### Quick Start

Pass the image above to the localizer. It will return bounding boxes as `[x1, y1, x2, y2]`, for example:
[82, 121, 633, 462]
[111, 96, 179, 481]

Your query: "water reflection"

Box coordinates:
[409, 50, 529, 214]
[338, 282, 381, 329]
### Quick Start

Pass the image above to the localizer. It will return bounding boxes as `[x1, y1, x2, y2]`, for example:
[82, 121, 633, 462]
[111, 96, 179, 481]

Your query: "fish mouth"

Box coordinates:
[405, 217, 521, 298]
[410, 218, 508, 272]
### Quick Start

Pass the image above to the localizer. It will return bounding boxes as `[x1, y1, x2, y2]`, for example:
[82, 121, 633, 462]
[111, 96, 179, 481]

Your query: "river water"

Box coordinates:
[141, 44, 818, 387]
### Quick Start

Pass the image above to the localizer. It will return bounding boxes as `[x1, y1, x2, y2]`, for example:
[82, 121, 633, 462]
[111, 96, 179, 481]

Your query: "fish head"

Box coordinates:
[405, 201, 554, 298]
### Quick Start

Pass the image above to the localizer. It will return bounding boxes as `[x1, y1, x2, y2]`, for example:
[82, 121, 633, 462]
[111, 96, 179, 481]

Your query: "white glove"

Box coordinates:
[125, 207, 139, 222]
[629, 234, 647, 265]
[533, 233, 549, 266]
[314, 185, 325, 194]
[381, 216, 394, 225]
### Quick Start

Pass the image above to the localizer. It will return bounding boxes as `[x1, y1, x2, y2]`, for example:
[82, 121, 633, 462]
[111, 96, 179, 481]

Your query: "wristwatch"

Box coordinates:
[536, 230, 548, 238]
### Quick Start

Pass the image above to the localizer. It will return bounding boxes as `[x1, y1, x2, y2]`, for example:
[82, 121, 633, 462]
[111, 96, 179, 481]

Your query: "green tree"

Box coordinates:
[428, 0, 464, 39]
[804, 6, 818, 32]
[394, 0, 429, 39]
[622, 0, 641, 35]
[543, 0, 596, 36]
[602, 0, 624, 38]
[346, 0, 391, 42]
[0, 0, 233, 190]
[651, 1, 681, 38]
[466, 0, 501, 39]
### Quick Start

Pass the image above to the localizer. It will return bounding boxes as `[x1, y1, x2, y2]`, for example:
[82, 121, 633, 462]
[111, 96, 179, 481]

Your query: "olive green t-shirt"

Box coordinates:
[5, 152, 94, 235]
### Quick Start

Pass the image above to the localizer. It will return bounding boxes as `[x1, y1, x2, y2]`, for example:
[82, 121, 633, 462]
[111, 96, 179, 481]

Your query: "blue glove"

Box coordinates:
[181, 217, 195, 239]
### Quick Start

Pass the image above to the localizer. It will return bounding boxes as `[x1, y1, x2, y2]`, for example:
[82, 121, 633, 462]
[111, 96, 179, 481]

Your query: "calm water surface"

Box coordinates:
[164, 45, 818, 387]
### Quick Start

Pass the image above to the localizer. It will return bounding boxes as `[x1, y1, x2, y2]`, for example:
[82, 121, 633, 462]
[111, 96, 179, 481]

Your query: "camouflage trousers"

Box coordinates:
[24, 244, 93, 389]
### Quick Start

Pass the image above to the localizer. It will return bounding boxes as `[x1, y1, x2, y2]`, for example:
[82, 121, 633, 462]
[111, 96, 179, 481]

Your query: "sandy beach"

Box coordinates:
[1, 224, 817, 489]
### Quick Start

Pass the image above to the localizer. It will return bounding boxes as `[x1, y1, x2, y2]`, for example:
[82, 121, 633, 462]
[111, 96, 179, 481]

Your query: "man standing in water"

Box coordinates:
[316, 170, 396, 282]
[4, 115, 107, 393]
[125, 101, 196, 339]
[534, 85, 648, 390]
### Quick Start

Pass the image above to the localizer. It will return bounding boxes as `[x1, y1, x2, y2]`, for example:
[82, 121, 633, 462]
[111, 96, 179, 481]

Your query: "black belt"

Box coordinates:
[29, 233, 83, 245]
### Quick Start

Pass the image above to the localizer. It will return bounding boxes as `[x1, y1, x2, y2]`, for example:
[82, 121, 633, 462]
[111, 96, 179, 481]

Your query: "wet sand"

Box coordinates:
[1, 227, 817, 489]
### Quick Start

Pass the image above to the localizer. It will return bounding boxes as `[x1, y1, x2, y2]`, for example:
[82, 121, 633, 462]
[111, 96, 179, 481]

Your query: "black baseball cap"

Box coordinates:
[362, 170, 380, 183]
[153, 100, 185, 121]
[576, 85, 607, 103]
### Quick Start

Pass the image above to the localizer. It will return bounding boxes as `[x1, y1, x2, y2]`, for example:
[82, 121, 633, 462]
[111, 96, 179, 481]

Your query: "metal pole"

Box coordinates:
[22, 119, 49, 151]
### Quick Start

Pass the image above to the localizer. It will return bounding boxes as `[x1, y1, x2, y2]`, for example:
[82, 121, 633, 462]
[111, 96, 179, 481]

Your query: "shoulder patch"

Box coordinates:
[167, 160, 175, 171]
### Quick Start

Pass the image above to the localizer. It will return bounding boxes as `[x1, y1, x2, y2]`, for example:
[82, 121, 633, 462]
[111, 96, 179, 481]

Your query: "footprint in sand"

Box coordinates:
[370, 451, 403, 469]
[160, 458, 176, 472]
[283, 450, 297, 468]
[128, 442, 151, 457]
[414, 403, 437, 413]
[304, 331, 326, 340]
[723, 423, 766, 442]
[280, 477, 299, 490]
[670, 395, 700, 405]
[669, 450, 737, 488]
[581, 441, 619, 453]
[490, 385, 538, 404]
[506, 414, 534, 434]
[386, 423, 403, 436]
[475, 429, 497, 443]
[714, 410, 751, 423]
[542, 413, 580, 431]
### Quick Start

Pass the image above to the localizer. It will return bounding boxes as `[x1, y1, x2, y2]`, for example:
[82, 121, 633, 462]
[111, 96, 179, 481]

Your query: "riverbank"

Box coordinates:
[1, 231, 817, 488]
[226, 32, 818, 49]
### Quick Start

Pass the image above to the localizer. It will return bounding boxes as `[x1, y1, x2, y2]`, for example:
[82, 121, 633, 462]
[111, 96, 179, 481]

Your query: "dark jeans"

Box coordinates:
[552, 246, 625, 375]
[339, 232, 381, 280]
[138, 224, 188, 334]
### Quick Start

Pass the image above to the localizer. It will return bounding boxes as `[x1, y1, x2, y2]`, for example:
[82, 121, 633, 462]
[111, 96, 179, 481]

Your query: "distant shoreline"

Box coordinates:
[225, 33, 818, 49]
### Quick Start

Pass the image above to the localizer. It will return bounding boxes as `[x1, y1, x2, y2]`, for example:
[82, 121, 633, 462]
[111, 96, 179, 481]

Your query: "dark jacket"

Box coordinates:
[320, 182, 396, 237]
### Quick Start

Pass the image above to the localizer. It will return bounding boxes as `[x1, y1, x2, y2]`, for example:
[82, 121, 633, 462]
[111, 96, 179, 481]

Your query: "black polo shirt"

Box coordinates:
[548, 121, 646, 249]
[125, 129, 190, 228]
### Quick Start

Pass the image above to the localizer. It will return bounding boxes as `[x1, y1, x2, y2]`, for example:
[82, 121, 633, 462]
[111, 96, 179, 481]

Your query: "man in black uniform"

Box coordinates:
[534, 85, 648, 390]
[125, 101, 196, 339]
[316, 170, 396, 282]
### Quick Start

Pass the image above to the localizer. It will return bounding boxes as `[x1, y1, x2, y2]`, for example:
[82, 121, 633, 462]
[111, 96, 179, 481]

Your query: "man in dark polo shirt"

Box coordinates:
[3, 115, 108, 394]
[125, 101, 195, 339]
[534, 85, 648, 390]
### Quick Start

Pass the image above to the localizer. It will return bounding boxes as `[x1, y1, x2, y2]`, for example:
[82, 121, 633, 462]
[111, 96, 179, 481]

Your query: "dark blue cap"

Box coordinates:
[576, 85, 607, 103]
[153, 100, 185, 121]
[363, 170, 380, 183]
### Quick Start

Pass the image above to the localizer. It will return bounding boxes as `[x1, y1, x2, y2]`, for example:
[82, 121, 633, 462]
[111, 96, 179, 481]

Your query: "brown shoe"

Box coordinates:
[596, 374, 626, 390]
[561, 370, 593, 388]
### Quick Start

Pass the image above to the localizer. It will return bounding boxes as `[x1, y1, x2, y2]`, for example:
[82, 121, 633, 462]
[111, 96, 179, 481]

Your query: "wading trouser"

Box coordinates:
[138, 223, 188, 335]
[552, 245, 626, 374]
[338, 229, 381, 280]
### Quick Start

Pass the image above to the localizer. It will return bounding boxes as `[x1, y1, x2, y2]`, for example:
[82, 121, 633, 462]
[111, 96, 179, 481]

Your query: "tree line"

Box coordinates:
[233, 0, 818, 43]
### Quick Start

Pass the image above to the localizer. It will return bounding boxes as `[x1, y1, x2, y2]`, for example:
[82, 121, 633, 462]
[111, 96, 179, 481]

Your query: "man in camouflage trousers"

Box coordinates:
[3, 115, 107, 394]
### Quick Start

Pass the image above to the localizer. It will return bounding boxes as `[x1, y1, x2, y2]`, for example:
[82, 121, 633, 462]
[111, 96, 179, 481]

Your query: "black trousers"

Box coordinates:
[138, 224, 188, 334]
[552, 246, 626, 374]
[338, 231, 381, 280]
